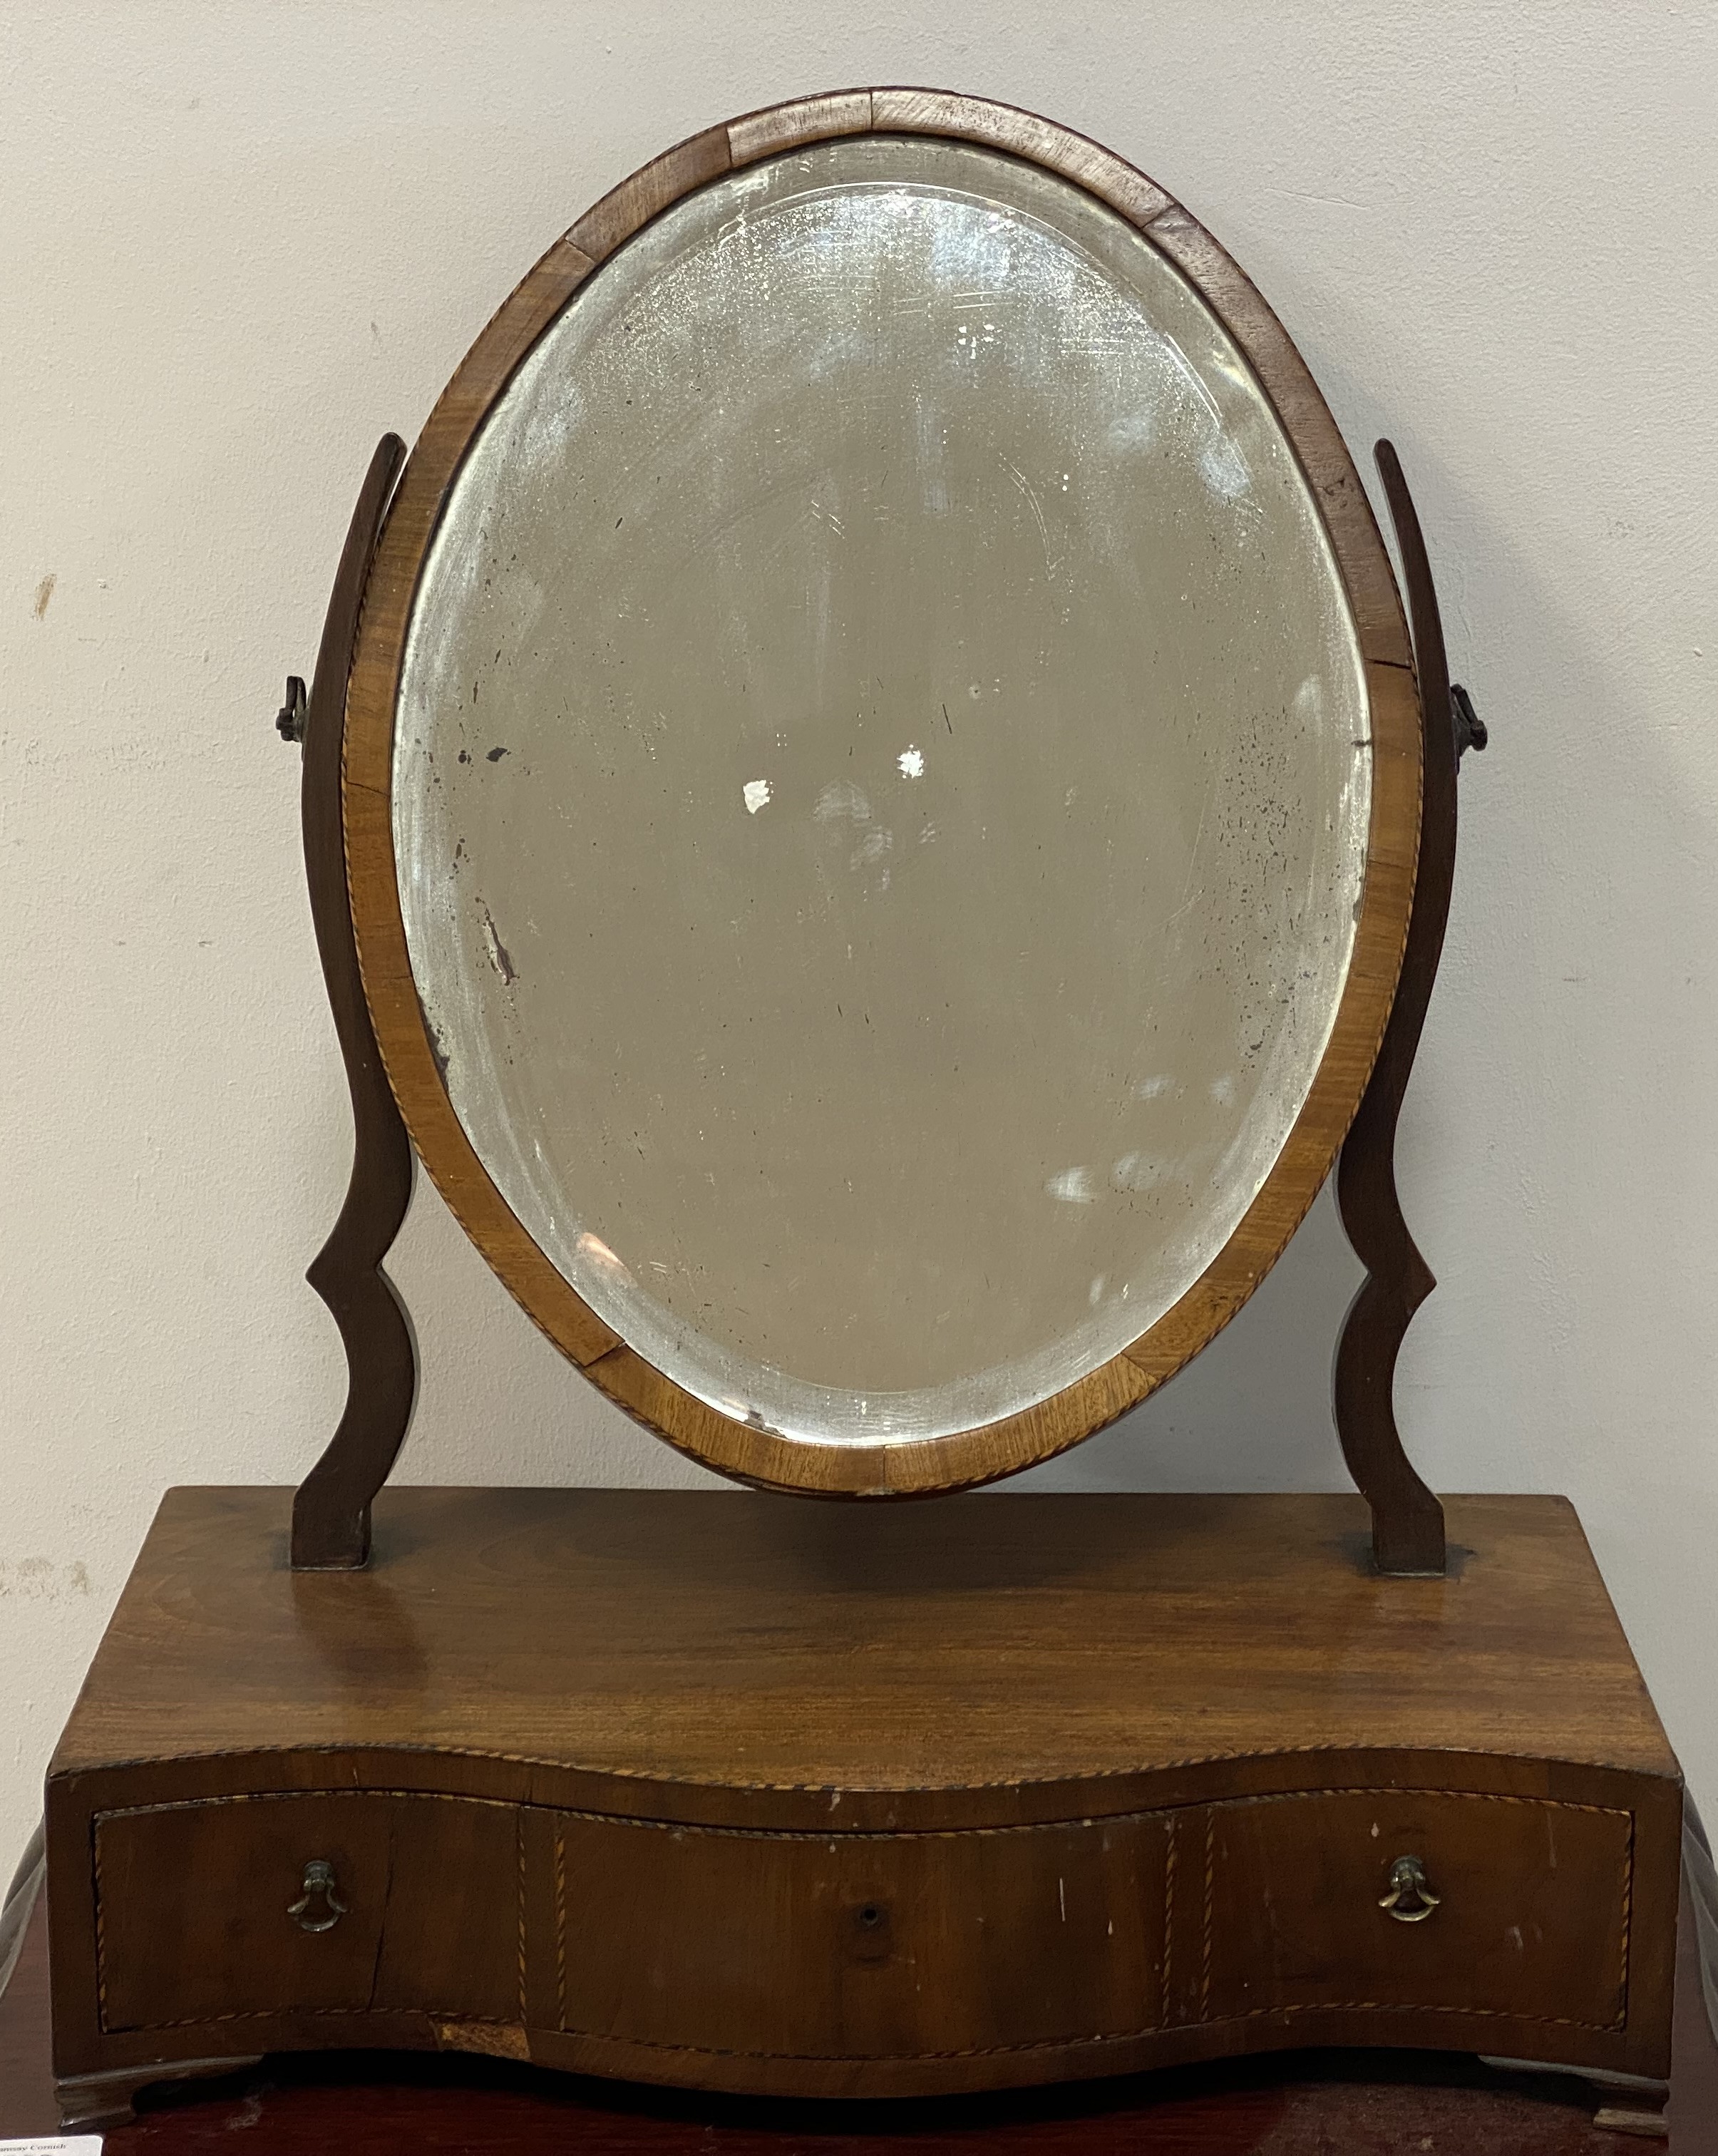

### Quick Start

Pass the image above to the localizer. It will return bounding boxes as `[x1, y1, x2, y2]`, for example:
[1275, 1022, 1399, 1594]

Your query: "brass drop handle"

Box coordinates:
[287, 1859, 348, 1933]
[1379, 1853, 1440, 1924]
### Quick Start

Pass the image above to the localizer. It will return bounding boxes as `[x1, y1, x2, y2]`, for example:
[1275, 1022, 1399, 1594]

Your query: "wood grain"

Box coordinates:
[94, 1794, 520, 2031]
[1332, 443, 1459, 1576]
[582, 1340, 1154, 1498]
[869, 90, 1176, 230]
[44, 1490, 1681, 2104]
[289, 433, 415, 1571]
[728, 90, 873, 167]
[50, 1489, 1678, 1802]
[554, 1809, 1171, 2058]
[570, 126, 731, 266]
[10, 1879, 1715, 2148]
[1205, 1790, 1631, 2028]
[337, 89, 1426, 1498]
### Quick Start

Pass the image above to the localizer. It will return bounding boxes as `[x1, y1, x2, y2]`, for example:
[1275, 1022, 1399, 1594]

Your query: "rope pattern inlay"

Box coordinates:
[517, 1813, 528, 2026]
[1200, 1809, 1214, 2019]
[555, 1823, 567, 2031]
[89, 1995, 1635, 2045]
[1161, 1816, 1176, 2030]
[93, 1823, 108, 2034]
[547, 1807, 1164, 1844]
[75, 1736, 1657, 1800]
[1618, 1814, 1635, 2021]
[533, 1992, 1632, 2063]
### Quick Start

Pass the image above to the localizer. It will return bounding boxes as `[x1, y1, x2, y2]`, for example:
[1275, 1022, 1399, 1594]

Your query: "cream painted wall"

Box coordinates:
[4, 1, 1716, 1889]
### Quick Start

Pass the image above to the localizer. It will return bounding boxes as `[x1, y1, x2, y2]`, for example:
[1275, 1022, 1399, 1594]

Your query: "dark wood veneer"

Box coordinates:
[1332, 442, 1462, 1576]
[10, 1878, 1717, 2147]
[289, 433, 413, 1571]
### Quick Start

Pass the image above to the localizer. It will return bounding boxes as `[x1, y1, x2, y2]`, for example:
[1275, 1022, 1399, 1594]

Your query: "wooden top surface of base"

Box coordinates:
[53, 1489, 1674, 1824]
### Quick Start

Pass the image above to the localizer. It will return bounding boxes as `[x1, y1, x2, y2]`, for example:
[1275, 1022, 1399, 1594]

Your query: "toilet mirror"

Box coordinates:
[343, 96, 1421, 1496]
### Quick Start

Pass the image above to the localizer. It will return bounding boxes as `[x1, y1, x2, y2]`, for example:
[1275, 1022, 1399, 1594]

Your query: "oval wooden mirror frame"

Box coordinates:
[342, 88, 1421, 1499]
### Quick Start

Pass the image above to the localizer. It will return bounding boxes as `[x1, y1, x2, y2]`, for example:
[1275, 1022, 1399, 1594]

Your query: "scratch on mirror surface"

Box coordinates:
[478, 901, 518, 985]
[1004, 458, 1057, 575]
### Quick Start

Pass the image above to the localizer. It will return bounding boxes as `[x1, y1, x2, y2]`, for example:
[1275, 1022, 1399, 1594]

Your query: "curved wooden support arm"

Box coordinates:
[290, 433, 414, 1571]
[1334, 441, 1478, 1577]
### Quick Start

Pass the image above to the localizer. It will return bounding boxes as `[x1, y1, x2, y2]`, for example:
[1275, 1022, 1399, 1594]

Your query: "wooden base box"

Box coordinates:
[46, 1488, 1680, 2130]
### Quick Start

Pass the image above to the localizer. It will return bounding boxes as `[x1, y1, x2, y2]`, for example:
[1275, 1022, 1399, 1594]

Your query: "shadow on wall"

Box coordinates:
[1015, 1176, 1364, 1494]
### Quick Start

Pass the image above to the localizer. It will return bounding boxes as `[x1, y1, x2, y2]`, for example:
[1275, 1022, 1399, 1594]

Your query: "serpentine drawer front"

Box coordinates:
[93, 1792, 521, 2033]
[1206, 1790, 1634, 2031]
[552, 1809, 1173, 2058]
[89, 1784, 1635, 2055]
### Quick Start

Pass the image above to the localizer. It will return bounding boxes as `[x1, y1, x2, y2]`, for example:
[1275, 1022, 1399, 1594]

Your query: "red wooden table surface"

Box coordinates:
[4, 1885, 1714, 2152]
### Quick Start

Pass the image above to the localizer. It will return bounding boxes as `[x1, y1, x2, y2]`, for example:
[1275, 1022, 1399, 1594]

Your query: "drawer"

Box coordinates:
[88, 1784, 1640, 2058]
[555, 1809, 1171, 2057]
[1206, 1790, 1632, 2030]
[94, 1792, 520, 2032]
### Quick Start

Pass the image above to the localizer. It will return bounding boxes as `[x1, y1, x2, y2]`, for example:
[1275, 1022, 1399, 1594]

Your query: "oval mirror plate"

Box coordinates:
[350, 97, 1419, 1494]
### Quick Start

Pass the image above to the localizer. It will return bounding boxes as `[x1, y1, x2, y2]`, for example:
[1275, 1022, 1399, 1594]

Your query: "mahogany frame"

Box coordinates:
[292, 88, 1455, 1560]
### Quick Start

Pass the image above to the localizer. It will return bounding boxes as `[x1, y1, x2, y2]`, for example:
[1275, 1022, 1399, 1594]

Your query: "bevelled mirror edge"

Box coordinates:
[341, 87, 1422, 1500]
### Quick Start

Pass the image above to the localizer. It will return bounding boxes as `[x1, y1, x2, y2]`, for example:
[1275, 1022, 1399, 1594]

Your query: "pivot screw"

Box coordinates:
[277, 675, 307, 745]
